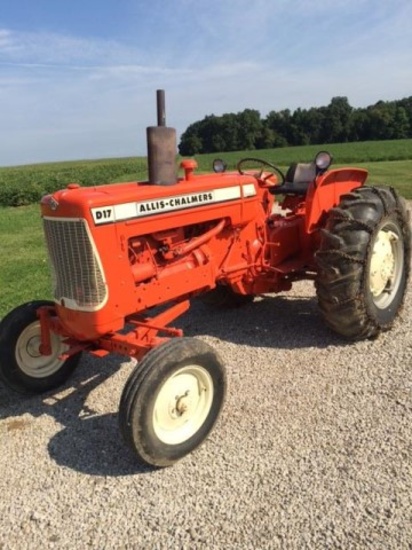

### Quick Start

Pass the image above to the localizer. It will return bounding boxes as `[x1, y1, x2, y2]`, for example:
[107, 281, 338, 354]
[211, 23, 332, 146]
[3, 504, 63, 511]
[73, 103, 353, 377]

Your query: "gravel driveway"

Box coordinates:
[1, 278, 411, 548]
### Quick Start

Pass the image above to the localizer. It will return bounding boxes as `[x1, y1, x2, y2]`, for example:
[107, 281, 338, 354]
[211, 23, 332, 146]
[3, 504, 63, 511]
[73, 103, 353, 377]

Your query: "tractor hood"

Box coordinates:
[41, 171, 260, 231]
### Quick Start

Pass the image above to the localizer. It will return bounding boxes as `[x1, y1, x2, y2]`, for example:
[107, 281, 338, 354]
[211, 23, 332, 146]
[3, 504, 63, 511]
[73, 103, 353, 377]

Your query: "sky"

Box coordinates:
[0, 0, 411, 166]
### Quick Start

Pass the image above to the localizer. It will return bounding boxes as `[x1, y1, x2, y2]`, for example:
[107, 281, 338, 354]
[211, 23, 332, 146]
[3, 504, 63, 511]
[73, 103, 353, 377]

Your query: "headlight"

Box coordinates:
[315, 151, 333, 172]
[213, 159, 227, 173]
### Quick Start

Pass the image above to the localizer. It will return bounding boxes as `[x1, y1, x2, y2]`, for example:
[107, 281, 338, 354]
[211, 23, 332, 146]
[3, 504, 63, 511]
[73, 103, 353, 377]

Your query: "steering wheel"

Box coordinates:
[237, 158, 285, 185]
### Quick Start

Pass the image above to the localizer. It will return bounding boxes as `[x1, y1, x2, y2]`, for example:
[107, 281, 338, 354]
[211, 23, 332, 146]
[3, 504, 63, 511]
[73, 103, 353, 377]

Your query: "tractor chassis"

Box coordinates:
[36, 300, 190, 362]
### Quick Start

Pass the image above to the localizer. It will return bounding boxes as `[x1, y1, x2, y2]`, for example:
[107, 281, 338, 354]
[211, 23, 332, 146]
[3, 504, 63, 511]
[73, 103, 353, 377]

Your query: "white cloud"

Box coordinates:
[0, 28, 143, 66]
[0, 29, 14, 48]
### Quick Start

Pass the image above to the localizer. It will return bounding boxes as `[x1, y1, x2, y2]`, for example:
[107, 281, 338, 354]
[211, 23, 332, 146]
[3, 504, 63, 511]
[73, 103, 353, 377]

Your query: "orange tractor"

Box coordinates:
[0, 91, 410, 466]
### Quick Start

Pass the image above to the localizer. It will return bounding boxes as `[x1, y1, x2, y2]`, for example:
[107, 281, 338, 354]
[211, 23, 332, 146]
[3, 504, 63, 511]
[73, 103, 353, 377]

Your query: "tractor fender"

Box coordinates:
[304, 167, 368, 233]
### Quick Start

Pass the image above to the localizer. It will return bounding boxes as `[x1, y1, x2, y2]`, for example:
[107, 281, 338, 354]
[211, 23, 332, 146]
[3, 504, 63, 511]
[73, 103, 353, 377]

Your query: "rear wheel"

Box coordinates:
[200, 285, 254, 309]
[315, 186, 410, 340]
[119, 338, 226, 467]
[0, 301, 82, 394]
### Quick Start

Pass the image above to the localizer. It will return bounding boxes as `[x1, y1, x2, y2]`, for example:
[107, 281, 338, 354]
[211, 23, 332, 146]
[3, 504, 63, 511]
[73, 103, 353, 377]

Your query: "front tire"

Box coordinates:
[0, 301, 82, 394]
[315, 186, 410, 340]
[119, 338, 226, 467]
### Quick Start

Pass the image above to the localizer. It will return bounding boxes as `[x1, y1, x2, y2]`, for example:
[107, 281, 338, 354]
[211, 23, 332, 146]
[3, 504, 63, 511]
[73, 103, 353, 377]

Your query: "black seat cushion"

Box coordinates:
[271, 162, 316, 195]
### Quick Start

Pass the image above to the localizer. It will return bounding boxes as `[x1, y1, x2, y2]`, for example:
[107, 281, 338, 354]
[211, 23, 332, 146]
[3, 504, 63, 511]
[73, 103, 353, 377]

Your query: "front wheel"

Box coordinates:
[315, 186, 411, 340]
[119, 338, 226, 467]
[0, 301, 82, 394]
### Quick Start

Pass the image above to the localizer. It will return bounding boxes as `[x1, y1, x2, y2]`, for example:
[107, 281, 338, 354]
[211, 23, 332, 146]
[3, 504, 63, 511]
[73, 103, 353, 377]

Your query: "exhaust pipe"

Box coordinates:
[146, 90, 177, 185]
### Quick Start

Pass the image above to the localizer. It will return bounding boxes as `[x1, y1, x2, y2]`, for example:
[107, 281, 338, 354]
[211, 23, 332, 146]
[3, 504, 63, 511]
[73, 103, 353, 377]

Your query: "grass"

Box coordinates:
[355, 160, 412, 198]
[1, 139, 412, 319]
[0, 205, 52, 317]
[0, 157, 148, 207]
[192, 139, 412, 172]
[1, 138, 412, 206]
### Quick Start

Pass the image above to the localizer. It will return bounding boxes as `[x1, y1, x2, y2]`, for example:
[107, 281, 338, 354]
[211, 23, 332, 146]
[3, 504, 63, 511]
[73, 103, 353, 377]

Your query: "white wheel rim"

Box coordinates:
[153, 365, 214, 445]
[15, 321, 68, 378]
[369, 222, 404, 309]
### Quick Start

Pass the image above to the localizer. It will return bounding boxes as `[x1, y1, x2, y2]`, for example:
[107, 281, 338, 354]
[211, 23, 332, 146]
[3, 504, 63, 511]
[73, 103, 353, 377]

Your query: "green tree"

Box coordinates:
[392, 106, 410, 139]
[236, 109, 262, 150]
[265, 109, 292, 145]
[321, 97, 353, 143]
[179, 120, 203, 155]
[364, 101, 395, 140]
[178, 95, 412, 154]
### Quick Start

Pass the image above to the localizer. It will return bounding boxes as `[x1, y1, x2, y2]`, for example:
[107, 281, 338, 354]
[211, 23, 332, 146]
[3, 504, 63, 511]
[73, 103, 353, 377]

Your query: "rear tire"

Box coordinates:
[315, 186, 410, 340]
[0, 301, 82, 394]
[200, 285, 254, 309]
[119, 338, 226, 467]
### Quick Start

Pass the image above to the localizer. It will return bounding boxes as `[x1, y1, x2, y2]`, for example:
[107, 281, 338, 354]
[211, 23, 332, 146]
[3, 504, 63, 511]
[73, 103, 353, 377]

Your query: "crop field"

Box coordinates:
[0, 138, 411, 319]
[194, 138, 412, 172]
[0, 157, 148, 207]
[0, 138, 412, 207]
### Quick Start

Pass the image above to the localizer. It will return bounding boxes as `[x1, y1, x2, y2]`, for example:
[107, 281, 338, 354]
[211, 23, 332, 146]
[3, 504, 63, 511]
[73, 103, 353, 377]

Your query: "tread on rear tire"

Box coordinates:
[315, 186, 410, 340]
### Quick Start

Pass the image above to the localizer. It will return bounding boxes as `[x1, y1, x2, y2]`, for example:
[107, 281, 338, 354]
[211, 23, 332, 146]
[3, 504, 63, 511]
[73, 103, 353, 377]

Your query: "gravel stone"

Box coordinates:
[1, 248, 411, 548]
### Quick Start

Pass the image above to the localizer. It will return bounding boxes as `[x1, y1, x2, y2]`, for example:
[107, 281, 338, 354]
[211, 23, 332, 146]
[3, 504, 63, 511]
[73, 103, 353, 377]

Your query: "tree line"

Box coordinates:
[178, 96, 412, 155]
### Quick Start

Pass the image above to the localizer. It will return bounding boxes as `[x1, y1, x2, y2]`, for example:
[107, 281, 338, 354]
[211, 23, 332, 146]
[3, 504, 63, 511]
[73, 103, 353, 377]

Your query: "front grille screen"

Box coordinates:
[43, 218, 107, 310]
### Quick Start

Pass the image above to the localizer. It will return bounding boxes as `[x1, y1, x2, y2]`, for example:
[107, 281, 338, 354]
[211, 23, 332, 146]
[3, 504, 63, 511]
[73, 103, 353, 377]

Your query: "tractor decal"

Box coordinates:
[91, 184, 256, 225]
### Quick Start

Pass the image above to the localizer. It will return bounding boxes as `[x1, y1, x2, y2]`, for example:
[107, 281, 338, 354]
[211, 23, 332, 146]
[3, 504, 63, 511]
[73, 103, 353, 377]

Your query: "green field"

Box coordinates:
[1, 139, 412, 207]
[0, 157, 148, 207]
[194, 139, 412, 171]
[0, 139, 411, 319]
[0, 204, 51, 318]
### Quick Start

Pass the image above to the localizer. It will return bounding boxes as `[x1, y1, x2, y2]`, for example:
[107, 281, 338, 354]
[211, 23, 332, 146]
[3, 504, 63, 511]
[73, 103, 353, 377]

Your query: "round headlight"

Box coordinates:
[315, 151, 333, 171]
[213, 159, 227, 173]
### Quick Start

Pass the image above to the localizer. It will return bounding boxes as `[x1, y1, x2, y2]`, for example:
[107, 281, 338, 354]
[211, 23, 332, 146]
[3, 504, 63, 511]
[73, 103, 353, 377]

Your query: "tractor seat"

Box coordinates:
[271, 162, 316, 195]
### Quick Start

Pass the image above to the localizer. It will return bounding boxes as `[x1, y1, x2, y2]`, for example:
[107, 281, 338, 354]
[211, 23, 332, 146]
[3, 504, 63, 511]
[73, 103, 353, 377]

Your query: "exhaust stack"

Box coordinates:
[146, 90, 177, 185]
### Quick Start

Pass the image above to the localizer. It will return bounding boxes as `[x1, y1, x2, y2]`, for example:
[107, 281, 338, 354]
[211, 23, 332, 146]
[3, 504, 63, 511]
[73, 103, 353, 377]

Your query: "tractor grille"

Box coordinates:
[43, 217, 107, 310]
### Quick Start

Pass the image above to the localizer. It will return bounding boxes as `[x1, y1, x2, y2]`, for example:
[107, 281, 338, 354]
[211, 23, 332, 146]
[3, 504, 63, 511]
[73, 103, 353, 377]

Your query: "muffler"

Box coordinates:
[146, 89, 177, 185]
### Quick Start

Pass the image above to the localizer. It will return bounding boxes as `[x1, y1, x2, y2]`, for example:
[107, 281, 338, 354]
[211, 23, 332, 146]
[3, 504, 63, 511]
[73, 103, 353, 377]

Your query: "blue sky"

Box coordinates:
[0, 0, 411, 166]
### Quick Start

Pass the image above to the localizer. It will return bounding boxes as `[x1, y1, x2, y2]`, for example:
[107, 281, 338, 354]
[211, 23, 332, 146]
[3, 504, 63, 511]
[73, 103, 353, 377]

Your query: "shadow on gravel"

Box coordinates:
[48, 413, 154, 476]
[0, 291, 349, 477]
[0, 355, 154, 476]
[181, 294, 350, 350]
